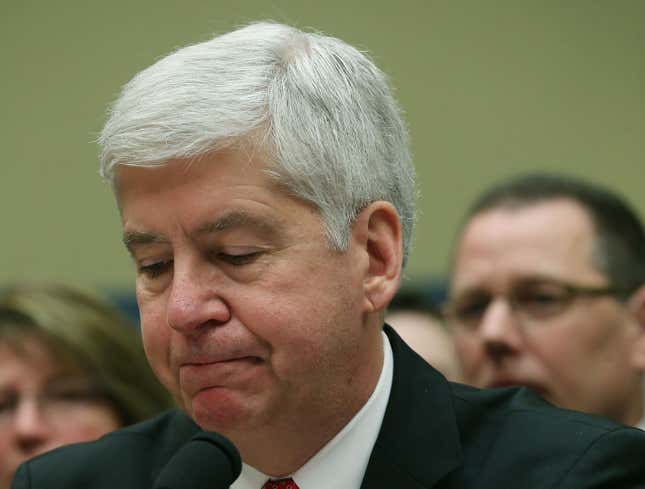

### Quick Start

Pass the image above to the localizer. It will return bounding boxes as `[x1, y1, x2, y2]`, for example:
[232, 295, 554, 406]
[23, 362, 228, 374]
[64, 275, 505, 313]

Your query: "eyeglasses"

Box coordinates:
[0, 378, 110, 427]
[443, 278, 631, 331]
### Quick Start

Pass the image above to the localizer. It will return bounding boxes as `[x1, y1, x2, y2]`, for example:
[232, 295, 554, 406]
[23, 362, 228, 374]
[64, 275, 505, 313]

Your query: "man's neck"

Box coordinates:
[233, 329, 385, 476]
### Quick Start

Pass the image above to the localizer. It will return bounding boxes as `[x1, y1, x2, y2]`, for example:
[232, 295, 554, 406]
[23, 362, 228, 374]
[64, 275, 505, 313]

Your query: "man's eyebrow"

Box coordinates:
[452, 275, 571, 299]
[122, 212, 283, 250]
[122, 231, 169, 249]
[195, 211, 283, 236]
[451, 286, 487, 300]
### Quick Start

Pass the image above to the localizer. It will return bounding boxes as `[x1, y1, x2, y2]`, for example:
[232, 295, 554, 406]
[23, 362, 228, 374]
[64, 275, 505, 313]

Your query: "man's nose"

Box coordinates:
[165, 263, 232, 334]
[13, 399, 50, 453]
[479, 299, 523, 360]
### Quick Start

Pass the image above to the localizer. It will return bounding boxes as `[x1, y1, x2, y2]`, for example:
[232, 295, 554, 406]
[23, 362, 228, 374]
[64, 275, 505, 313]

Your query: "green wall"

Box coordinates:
[2, 1, 643, 291]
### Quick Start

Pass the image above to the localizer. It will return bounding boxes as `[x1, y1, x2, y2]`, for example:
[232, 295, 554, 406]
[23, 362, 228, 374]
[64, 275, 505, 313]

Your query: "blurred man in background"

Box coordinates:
[445, 173, 645, 427]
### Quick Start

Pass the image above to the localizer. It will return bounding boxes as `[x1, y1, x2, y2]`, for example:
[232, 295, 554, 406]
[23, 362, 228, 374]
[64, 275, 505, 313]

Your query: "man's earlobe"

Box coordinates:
[357, 202, 403, 313]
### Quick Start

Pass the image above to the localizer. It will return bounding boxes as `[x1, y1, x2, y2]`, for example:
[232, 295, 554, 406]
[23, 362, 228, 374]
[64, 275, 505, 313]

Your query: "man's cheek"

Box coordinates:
[142, 329, 174, 382]
[150, 354, 183, 407]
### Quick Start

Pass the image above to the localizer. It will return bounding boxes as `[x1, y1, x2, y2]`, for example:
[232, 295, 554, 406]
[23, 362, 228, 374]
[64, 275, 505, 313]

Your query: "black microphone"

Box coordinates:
[153, 431, 242, 489]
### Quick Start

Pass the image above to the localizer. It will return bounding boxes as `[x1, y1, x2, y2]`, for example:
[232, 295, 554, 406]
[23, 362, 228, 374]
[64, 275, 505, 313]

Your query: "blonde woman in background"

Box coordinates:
[0, 283, 173, 489]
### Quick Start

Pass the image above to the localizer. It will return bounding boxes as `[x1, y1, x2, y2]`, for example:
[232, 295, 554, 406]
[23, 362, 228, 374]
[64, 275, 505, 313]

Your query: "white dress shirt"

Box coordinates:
[232, 331, 394, 489]
[637, 417, 645, 431]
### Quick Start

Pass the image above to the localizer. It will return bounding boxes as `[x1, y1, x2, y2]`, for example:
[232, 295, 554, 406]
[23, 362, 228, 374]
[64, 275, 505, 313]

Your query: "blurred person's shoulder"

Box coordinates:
[12, 410, 198, 489]
[447, 381, 645, 487]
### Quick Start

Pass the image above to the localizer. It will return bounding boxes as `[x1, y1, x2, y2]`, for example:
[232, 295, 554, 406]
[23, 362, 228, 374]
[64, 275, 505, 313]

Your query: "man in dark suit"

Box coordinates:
[444, 173, 645, 427]
[13, 21, 645, 489]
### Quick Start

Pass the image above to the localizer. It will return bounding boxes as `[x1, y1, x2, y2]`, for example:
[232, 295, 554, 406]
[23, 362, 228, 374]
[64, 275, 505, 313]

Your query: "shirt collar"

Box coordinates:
[233, 331, 394, 489]
[637, 416, 645, 431]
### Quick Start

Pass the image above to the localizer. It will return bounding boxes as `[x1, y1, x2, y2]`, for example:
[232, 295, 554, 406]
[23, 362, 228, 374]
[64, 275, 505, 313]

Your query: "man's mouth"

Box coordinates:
[178, 356, 263, 396]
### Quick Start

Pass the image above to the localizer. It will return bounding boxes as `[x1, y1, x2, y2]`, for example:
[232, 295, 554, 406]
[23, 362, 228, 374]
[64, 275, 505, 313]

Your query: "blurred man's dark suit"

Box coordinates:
[12, 326, 645, 488]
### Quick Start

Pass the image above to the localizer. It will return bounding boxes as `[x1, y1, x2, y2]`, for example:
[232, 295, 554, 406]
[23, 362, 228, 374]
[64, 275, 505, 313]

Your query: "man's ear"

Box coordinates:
[627, 285, 645, 370]
[351, 201, 403, 313]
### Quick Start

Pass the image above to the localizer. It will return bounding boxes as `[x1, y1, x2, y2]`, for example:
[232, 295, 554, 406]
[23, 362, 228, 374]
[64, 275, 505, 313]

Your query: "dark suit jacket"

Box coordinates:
[13, 325, 645, 488]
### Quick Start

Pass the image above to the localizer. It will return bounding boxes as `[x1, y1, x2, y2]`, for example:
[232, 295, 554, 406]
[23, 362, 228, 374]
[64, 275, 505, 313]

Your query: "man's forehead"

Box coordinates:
[114, 151, 275, 213]
[451, 199, 602, 289]
[468, 199, 594, 237]
[114, 160, 203, 195]
[193, 210, 284, 235]
[457, 199, 595, 262]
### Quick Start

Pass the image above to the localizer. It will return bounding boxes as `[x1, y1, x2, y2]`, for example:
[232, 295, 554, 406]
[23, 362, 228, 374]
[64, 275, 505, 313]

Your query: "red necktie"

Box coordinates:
[261, 478, 300, 489]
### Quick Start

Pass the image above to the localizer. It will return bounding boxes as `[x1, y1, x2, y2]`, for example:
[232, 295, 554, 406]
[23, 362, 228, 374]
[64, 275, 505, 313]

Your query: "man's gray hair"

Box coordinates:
[99, 21, 416, 265]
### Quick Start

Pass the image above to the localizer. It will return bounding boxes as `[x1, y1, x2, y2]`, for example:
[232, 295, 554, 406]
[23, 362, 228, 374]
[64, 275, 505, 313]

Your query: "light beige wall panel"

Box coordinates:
[2, 1, 643, 290]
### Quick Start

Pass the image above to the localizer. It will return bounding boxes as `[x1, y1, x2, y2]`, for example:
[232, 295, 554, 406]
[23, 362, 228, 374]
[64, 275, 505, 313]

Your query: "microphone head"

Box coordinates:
[153, 431, 242, 489]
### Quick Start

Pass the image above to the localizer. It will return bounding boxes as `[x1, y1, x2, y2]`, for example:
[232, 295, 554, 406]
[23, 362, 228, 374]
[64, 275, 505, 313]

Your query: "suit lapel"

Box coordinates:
[361, 325, 462, 489]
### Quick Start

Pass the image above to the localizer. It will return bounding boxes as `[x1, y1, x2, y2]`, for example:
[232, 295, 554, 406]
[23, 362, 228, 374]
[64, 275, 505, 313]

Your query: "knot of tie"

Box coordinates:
[261, 477, 299, 489]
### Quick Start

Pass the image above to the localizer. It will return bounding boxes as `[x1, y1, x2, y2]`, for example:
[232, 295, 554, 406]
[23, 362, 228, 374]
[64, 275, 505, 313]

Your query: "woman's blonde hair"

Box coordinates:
[0, 283, 173, 425]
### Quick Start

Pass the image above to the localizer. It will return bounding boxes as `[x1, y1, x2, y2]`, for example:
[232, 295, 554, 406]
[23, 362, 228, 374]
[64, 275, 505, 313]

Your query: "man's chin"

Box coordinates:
[188, 387, 249, 433]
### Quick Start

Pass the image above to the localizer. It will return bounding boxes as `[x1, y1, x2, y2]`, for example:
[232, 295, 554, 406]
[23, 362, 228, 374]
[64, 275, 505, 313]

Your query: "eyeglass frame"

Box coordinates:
[442, 277, 635, 331]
